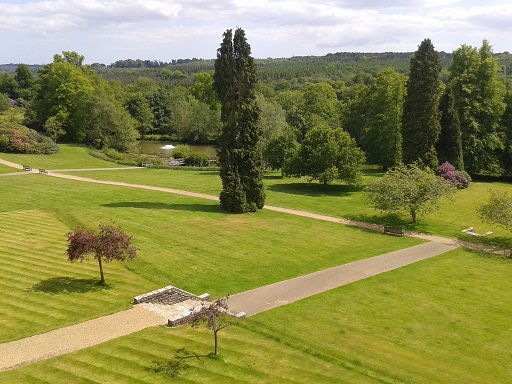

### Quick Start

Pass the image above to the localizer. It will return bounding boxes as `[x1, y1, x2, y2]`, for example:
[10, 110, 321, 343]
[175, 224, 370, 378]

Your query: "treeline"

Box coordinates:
[0, 43, 511, 177]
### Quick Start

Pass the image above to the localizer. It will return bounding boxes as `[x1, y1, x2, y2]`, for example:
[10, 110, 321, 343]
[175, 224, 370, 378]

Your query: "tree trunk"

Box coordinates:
[97, 256, 105, 284]
[411, 210, 417, 224]
[214, 329, 219, 355]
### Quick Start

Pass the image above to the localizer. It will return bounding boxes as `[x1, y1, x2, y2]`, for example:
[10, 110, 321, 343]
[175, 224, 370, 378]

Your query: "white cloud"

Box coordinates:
[0, 0, 510, 63]
[0, 0, 182, 34]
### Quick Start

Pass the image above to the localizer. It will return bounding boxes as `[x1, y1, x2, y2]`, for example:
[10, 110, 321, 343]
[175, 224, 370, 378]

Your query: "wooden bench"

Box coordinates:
[169, 158, 186, 166]
[383, 226, 404, 237]
[23, 165, 32, 171]
[38, 169, 48, 174]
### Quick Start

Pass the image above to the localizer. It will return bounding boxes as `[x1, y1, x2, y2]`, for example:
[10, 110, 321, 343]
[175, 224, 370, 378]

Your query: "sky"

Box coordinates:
[0, 0, 510, 65]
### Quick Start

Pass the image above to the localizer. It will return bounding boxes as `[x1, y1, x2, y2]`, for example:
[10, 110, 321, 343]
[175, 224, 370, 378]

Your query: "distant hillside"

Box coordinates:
[2, 51, 511, 85]
[0, 64, 41, 74]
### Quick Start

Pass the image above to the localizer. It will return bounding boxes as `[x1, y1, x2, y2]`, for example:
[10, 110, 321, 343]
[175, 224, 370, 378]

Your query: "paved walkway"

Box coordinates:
[228, 241, 457, 315]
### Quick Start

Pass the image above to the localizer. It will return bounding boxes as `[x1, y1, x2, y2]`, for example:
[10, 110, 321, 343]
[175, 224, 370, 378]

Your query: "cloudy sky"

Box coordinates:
[0, 0, 510, 65]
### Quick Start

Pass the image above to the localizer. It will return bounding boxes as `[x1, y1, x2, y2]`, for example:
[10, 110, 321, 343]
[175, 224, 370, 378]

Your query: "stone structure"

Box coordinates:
[133, 285, 210, 327]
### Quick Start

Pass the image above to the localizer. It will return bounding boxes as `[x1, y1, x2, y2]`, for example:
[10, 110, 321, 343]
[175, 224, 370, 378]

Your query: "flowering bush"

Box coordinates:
[437, 162, 471, 189]
[0, 122, 59, 154]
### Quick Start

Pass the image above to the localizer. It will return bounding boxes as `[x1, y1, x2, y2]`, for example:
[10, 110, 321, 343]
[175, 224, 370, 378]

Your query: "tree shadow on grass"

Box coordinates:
[266, 182, 361, 197]
[346, 212, 420, 231]
[30, 277, 113, 295]
[102, 201, 221, 214]
[149, 348, 212, 378]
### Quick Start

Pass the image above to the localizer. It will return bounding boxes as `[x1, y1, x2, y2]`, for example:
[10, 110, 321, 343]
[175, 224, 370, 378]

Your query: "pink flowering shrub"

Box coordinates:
[437, 162, 471, 189]
[0, 122, 58, 154]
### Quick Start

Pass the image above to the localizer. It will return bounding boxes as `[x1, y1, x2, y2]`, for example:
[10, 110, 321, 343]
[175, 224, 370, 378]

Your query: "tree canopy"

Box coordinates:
[66, 222, 137, 284]
[284, 124, 365, 185]
[449, 40, 506, 176]
[364, 164, 454, 224]
[477, 190, 512, 232]
[29, 51, 139, 151]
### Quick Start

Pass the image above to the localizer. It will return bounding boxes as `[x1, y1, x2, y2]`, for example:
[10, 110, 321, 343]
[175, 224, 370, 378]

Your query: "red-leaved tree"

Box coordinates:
[189, 296, 231, 356]
[66, 222, 137, 284]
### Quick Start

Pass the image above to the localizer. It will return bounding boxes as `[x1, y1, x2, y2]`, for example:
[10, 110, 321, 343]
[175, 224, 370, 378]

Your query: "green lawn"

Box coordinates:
[2, 248, 510, 383]
[65, 167, 512, 248]
[0, 163, 21, 174]
[1, 148, 511, 382]
[0, 173, 420, 342]
[0, 144, 124, 170]
[0, 209, 153, 342]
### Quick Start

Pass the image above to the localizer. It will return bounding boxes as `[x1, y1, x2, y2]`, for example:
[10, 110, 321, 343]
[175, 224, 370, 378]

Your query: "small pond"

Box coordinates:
[137, 141, 218, 158]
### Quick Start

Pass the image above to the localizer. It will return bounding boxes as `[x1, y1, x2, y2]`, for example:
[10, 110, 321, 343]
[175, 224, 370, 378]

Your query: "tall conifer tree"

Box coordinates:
[436, 87, 464, 170]
[214, 28, 264, 213]
[401, 39, 442, 168]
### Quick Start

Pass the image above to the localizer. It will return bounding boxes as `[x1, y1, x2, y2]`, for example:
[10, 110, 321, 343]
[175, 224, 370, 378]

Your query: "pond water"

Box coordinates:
[138, 141, 218, 158]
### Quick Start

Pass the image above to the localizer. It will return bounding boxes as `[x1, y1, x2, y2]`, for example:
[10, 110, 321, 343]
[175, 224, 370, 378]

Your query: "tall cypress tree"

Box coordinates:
[436, 87, 464, 170]
[401, 39, 442, 168]
[214, 28, 264, 213]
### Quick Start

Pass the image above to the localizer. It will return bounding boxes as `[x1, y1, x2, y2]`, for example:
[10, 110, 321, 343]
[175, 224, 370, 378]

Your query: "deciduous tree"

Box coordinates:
[364, 164, 454, 224]
[262, 126, 299, 175]
[362, 68, 406, 170]
[449, 40, 506, 176]
[477, 190, 512, 233]
[189, 297, 232, 356]
[66, 222, 137, 284]
[284, 124, 365, 185]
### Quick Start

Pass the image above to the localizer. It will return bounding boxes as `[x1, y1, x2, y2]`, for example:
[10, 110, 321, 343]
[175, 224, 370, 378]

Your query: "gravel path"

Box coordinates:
[0, 306, 165, 372]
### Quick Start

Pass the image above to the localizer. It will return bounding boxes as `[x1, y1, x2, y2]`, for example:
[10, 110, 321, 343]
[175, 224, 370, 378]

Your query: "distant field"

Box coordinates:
[1, 247, 511, 383]
[0, 172, 419, 342]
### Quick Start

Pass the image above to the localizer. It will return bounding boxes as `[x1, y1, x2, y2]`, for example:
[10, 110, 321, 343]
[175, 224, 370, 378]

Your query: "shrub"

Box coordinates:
[102, 147, 124, 161]
[171, 144, 192, 159]
[437, 162, 471, 189]
[185, 151, 210, 167]
[0, 93, 9, 112]
[0, 122, 58, 154]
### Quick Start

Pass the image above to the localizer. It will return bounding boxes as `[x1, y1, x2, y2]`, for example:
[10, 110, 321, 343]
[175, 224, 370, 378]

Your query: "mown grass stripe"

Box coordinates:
[51, 356, 150, 384]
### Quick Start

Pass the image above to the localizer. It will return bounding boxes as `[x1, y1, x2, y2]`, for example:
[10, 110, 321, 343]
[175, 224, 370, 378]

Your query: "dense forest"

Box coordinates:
[1, 45, 511, 177]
